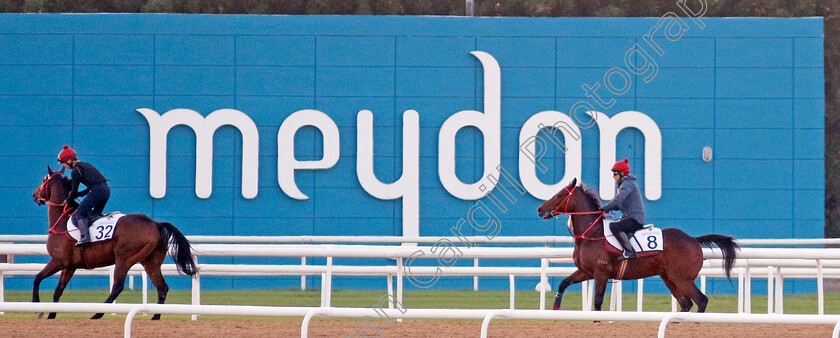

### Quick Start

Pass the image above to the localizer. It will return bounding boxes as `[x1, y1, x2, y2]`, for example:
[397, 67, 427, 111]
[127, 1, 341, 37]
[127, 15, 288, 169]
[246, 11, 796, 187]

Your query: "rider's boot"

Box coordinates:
[615, 231, 636, 260]
[75, 217, 91, 246]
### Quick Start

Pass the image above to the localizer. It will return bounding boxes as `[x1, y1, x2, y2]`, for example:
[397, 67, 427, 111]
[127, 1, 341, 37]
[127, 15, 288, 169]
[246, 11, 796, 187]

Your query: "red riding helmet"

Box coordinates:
[611, 158, 630, 175]
[57, 145, 77, 163]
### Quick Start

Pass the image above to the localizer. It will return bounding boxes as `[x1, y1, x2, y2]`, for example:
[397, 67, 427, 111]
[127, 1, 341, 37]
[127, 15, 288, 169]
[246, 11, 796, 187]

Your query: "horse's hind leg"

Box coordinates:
[91, 262, 131, 320]
[141, 249, 169, 320]
[684, 282, 709, 313]
[553, 270, 592, 310]
[661, 276, 694, 312]
[46, 268, 76, 319]
[592, 273, 610, 312]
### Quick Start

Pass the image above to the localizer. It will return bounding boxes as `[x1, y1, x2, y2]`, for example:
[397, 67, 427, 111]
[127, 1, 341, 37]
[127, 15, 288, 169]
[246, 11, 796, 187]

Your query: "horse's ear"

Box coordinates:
[59, 166, 65, 174]
[568, 178, 577, 188]
[47, 164, 54, 175]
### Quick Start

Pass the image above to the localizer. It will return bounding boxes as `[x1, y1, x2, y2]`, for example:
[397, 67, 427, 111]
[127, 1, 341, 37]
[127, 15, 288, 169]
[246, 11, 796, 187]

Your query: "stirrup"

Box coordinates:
[75, 237, 91, 247]
[618, 250, 634, 261]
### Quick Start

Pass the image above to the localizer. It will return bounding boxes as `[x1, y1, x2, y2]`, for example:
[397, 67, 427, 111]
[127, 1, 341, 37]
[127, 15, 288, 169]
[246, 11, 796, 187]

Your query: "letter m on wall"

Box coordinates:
[138, 108, 259, 199]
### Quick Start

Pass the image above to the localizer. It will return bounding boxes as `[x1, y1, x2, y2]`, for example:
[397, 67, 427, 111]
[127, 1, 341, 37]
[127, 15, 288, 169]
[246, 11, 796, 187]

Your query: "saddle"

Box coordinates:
[67, 211, 125, 243]
[603, 221, 663, 258]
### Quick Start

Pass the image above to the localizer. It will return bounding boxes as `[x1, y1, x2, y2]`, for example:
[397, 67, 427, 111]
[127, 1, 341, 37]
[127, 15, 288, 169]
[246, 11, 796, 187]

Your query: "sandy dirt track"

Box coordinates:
[0, 318, 834, 337]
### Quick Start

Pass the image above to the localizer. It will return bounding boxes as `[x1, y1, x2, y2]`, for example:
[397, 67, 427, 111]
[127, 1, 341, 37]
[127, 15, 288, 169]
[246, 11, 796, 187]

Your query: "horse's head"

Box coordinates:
[33, 164, 70, 206]
[537, 178, 600, 219]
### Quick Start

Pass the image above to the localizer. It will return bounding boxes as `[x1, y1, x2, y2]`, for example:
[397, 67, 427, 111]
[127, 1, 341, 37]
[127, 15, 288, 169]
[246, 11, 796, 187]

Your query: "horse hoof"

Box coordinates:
[151, 314, 161, 320]
[36, 312, 44, 319]
[47, 313, 56, 319]
[91, 313, 104, 320]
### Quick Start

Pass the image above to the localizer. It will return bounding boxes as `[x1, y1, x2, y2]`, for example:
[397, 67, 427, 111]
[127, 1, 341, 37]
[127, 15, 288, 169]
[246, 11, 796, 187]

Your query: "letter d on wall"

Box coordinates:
[438, 51, 501, 200]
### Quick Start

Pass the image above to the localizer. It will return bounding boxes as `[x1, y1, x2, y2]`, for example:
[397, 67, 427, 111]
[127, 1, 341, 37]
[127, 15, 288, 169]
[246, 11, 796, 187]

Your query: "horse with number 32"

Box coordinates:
[537, 178, 739, 313]
[31, 165, 198, 319]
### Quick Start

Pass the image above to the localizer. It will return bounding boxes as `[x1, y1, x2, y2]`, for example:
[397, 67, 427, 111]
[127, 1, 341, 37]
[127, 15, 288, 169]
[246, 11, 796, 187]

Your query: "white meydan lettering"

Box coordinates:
[137, 108, 259, 199]
[138, 51, 665, 236]
[438, 51, 501, 200]
[587, 111, 663, 200]
[357, 110, 420, 238]
[277, 109, 340, 200]
[518, 111, 583, 200]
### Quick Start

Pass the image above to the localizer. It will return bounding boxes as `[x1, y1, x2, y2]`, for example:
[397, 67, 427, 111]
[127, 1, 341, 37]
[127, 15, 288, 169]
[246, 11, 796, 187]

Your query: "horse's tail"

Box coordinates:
[158, 222, 198, 276]
[696, 234, 739, 282]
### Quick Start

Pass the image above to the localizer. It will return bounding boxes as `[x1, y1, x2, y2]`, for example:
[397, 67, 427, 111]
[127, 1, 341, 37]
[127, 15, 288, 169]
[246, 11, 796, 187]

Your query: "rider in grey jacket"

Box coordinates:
[600, 158, 646, 260]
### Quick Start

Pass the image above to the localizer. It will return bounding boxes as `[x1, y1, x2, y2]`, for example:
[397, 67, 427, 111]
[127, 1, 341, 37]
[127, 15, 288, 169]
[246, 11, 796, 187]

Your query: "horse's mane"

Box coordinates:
[578, 183, 601, 210]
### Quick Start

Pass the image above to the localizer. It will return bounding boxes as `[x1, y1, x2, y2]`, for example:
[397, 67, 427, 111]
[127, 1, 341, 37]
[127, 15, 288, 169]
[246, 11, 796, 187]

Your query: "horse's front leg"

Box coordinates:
[46, 268, 76, 319]
[32, 260, 63, 318]
[553, 269, 592, 310]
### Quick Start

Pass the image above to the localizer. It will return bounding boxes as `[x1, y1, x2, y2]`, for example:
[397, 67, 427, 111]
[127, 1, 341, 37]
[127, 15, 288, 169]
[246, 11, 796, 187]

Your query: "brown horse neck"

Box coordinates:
[570, 213, 605, 239]
[47, 204, 70, 234]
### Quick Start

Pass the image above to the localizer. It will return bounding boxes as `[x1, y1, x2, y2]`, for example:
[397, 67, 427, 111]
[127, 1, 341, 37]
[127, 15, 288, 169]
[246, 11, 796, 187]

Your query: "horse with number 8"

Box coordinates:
[31, 164, 198, 320]
[537, 178, 738, 313]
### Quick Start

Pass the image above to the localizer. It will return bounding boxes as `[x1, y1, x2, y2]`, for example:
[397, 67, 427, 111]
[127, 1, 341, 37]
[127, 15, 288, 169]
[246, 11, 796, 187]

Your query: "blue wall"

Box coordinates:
[0, 15, 824, 294]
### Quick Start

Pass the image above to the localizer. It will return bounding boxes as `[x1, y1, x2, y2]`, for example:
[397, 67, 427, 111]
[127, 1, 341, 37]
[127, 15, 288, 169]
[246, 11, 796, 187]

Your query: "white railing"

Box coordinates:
[0, 302, 839, 338]
[1, 239, 839, 318]
[2, 235, 840, 246]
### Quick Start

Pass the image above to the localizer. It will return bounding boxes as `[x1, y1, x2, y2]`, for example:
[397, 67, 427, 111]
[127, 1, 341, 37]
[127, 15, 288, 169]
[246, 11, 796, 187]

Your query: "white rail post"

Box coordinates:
[539, 258, 547, 310]
[637, 279, 644, 312]
[480, 310, 508, 338]
[109, 266, 115, 293]
[191, 255, 200, 321]
[387, 273, 394, 309]
[737, 267, 744, 313]
[141, 271, 148, 305]
[580, 280, 587, 310]
[474, 243, 480, 291]
[301, 308, 329, 338]
[129, 275, 134, 290]
[671, 295, 677, 312]
[396, 257, 403, 323]
[767, 266, 774, 313]
[301, 256, 307, 290]
[818, 259, 825, 315]
[319, 273, 326, 307]
[775, 266, 783, 314]
[325, 257, 333, 307]
[616, 280, 623, 312]
[745, 266, 752, 314]
[701, 275, 706, 293]
[657, 313, 681, 338]
[124, 304, 151, 338]
[586, 280, 594, 311]
[509, 275, 515, 310]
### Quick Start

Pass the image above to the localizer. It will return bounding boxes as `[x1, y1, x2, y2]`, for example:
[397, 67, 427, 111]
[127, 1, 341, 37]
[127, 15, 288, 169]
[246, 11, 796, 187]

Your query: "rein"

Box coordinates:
[552, 185, 608, 241]
[48, 203, 75, 236]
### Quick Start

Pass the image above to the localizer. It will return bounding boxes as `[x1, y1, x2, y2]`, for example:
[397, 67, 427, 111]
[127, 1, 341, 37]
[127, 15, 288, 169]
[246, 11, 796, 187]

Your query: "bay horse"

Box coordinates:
[537, 178, 738, 313]
[32, 165, 198, 319]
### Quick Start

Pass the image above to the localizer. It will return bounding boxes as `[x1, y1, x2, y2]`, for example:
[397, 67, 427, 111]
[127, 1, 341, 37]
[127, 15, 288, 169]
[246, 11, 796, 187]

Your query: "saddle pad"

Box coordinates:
[67, 213, 126, 243]
[603, 220, 664, 256]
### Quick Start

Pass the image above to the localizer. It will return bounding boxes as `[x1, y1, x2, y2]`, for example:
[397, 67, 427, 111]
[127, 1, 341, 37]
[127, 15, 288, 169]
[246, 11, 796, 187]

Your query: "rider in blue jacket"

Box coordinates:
[600, 158, 646, 260]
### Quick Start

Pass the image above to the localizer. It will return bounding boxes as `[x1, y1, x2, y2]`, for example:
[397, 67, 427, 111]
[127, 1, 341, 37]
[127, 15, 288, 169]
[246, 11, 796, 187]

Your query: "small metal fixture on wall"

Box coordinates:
[702, 146, 713, 162]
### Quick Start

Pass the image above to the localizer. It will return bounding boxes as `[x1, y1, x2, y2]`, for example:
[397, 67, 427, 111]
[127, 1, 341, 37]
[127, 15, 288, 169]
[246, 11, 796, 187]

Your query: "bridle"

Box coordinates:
[37, 173, 66, 207]
[551, 185, 608, 241]
[36, 173, 75, 235]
